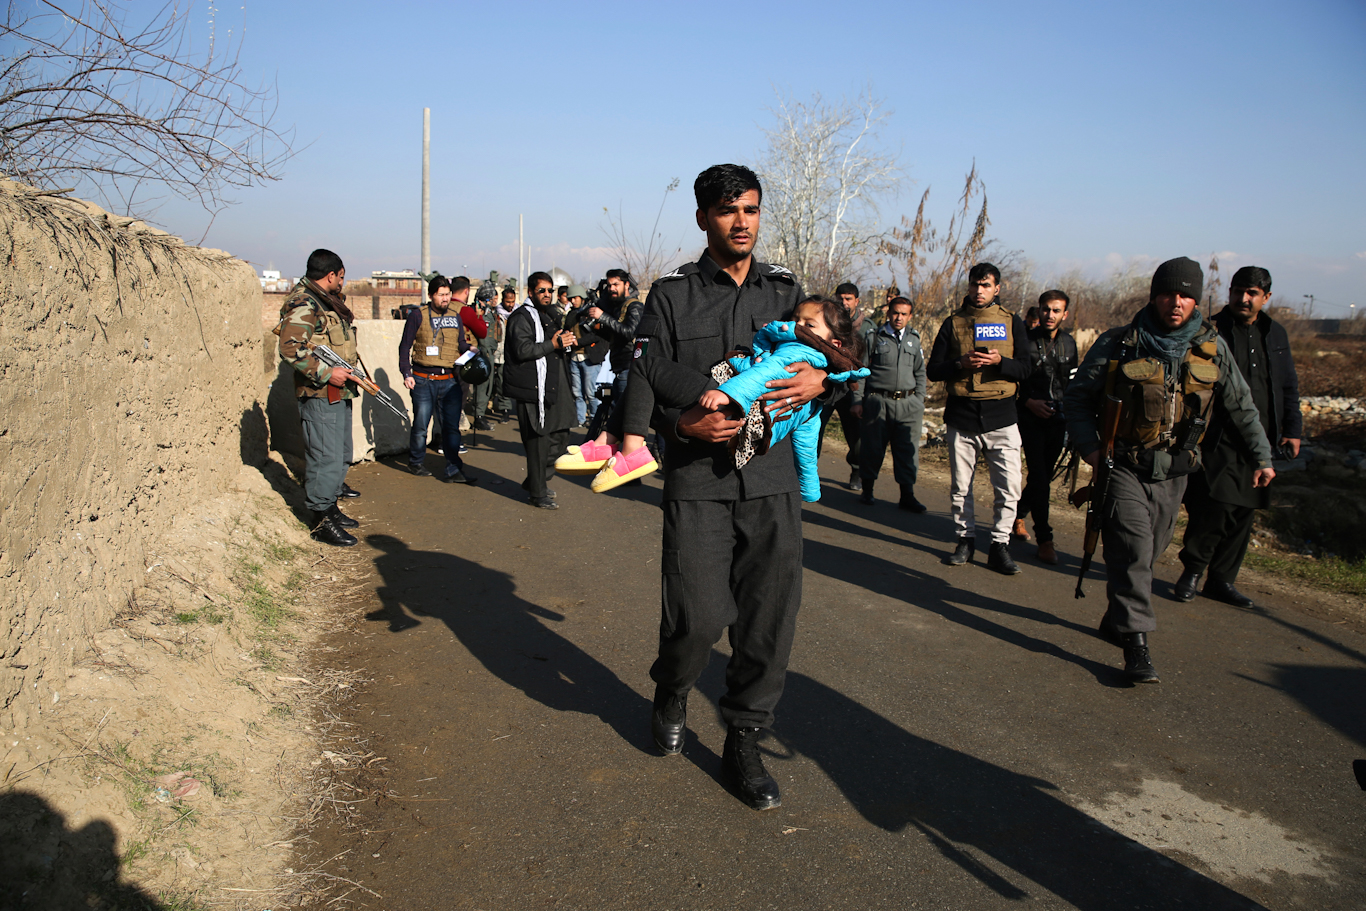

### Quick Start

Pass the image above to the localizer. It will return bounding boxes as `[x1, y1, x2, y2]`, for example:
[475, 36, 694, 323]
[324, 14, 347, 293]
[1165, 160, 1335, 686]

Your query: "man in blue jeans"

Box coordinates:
[399, 275, 479, 485]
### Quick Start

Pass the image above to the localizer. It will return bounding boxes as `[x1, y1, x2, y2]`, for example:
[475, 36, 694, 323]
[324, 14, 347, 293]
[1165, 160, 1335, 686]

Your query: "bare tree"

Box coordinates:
[601, 178, 683, 288]
[882, 163, 990, 329]
[1205, 253, 1222, 311]
[755, 88, 901, 293]
[0, 0, 292, 218]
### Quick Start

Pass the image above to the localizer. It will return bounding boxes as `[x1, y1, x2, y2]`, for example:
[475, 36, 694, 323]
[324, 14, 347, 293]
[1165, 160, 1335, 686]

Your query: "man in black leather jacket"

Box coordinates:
[583, 268, 642, 402]
[1014, 289, 1078, 564]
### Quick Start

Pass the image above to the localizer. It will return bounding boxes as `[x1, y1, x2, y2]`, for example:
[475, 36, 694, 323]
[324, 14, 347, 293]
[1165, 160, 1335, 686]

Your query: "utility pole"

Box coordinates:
[421, 107, 431, 302]
[518, 214, 525, 298]
[1303, 293, 1315, 318]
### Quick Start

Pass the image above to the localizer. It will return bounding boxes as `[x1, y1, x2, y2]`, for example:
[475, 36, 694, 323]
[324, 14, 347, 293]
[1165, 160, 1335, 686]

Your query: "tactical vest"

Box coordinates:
[947, 302, 1016, 399]
[412, 305, 463, 368]
[277, 290, 357, 398]
[1111, 321, 1220, 452]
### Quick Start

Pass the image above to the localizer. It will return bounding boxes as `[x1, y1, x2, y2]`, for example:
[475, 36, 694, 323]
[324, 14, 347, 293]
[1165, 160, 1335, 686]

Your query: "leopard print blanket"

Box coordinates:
[710, 358, 769, 470]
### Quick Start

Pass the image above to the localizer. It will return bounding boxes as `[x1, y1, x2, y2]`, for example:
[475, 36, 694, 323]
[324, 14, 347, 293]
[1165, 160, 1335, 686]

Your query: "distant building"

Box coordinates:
[371, 269, 422, 294]
[259, 269, 293, 293]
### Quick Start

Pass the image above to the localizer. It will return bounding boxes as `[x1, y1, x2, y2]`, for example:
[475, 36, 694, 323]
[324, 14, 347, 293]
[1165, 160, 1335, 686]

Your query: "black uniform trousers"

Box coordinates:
[516, 402, 570, 499]
[1017, 411, 1067, 542]
[1180, 472, 1256, 585]
[817, 391, 860, 467]
[650, 492, 803, 730]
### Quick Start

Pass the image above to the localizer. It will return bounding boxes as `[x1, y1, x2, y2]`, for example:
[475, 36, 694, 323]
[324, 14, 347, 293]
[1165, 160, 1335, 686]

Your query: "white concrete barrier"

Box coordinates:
[267, 318, 416, 463]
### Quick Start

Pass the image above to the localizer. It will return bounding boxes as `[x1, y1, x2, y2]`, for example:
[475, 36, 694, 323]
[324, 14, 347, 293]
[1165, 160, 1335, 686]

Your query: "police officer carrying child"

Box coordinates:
[633, 163, 831, 811]
[1065, 257, 1274, 684]
[1013, 290, 1078, 564]
[853, 295, 928, 511]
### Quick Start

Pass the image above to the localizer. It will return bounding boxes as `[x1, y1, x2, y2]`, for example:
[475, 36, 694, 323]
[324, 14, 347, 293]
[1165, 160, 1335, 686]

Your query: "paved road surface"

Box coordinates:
[304, 418, 1365, 910]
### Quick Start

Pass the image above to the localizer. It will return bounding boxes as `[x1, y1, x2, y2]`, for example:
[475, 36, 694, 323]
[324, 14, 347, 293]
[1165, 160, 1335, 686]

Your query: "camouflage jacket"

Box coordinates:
[277, 279, 358, 400]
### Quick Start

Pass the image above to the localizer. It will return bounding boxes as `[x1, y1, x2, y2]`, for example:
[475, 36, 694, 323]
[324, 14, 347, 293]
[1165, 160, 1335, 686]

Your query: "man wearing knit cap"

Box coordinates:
[1175, 266, 1300, 608]
[1064, 257, 1274, 684]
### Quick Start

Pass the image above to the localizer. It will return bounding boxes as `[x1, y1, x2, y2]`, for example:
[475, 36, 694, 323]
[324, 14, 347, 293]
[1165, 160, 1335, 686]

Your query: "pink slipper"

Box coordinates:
[590, 447, 659, 492]
[555, 440, 618, 474]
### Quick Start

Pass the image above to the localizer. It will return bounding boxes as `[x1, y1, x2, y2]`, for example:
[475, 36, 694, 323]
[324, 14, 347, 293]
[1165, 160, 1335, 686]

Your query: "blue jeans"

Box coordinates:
[409, 375, 465, 476]
[569, 358, 598, 426]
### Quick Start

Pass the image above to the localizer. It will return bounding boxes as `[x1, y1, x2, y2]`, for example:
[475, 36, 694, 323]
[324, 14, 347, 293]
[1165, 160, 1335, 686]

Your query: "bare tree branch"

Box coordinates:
[882, 162, 990, 328]
[0, 0, 293, 218]
[754, 87, 902, 294]
[600, 178, 683, 287]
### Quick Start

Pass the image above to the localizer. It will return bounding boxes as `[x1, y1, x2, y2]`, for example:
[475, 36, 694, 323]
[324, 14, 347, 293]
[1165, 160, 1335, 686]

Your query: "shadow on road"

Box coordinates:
[802, 535, 1128, 686]
[362, 534, 653, 752]
[775, 671, 1269, 910]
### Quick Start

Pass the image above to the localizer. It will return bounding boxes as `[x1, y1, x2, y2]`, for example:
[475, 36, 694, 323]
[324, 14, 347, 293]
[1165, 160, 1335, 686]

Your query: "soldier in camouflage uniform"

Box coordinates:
[277, 249, 361, 547]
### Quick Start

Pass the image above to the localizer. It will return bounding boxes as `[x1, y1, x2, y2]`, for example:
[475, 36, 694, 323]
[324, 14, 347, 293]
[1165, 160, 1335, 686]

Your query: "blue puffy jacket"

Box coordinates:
[716, 321, 870, 502]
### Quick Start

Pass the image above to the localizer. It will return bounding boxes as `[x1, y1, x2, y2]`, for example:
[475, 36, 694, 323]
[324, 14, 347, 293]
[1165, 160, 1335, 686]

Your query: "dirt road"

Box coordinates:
[303, 419, 1366, 910]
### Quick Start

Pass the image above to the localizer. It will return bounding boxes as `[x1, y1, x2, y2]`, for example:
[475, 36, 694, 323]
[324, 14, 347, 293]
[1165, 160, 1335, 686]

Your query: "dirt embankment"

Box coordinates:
[0, 180, 262, 728]
[0, 182, 367, 908]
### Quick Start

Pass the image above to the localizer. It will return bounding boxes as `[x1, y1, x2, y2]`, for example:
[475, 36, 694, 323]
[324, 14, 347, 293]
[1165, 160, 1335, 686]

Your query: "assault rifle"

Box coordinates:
[311, 344, 408, 421]
[1070, 364, 1123, 599]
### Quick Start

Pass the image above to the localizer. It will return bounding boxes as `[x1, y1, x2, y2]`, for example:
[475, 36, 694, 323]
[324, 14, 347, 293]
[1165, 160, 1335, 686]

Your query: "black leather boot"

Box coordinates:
[1173, 568, 1201, 602]
[987, 542, 1021, 575]
[328, 504, 359, 528]
[859, 479, 875, 505]
[722, 726, 781, 810]
[311, 512, 357, 547]
[898, 484, 927, 513]
[944, 536, 975, 566]
[651, 689, 687, 755]
[1122, 633, 1159, 684]
[1202, 580, 1254, 608]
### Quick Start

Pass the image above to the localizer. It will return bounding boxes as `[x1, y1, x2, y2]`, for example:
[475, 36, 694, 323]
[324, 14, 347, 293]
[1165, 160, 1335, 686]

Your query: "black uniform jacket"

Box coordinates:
[1200, 307, 1301, 507]
[504, 304, 565, 405]
[635, 251, 804, 502]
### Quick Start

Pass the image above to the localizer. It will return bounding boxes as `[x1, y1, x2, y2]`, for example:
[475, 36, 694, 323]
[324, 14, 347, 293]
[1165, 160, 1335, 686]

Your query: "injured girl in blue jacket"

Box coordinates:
[571, 296, 868, 501]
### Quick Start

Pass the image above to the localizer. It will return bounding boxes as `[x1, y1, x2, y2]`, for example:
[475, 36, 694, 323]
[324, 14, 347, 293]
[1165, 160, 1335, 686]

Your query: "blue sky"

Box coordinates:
[147, 0, 1365, 315]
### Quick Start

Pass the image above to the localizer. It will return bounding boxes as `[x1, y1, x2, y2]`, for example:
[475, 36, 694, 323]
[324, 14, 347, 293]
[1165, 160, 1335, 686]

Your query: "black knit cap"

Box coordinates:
[1150, 257, 1203, 301]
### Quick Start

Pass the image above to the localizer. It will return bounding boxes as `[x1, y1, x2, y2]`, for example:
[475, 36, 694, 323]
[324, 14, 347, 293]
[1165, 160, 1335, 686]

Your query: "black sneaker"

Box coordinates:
[473, 417, 493, 431]
[528, 495, 558, 510]
[848, 469, 862, 492]
[408, 463, 433, 477]
[722, 727, 781, 810]
[442, 470, 478, 485]
[340, 483, 361, 499]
